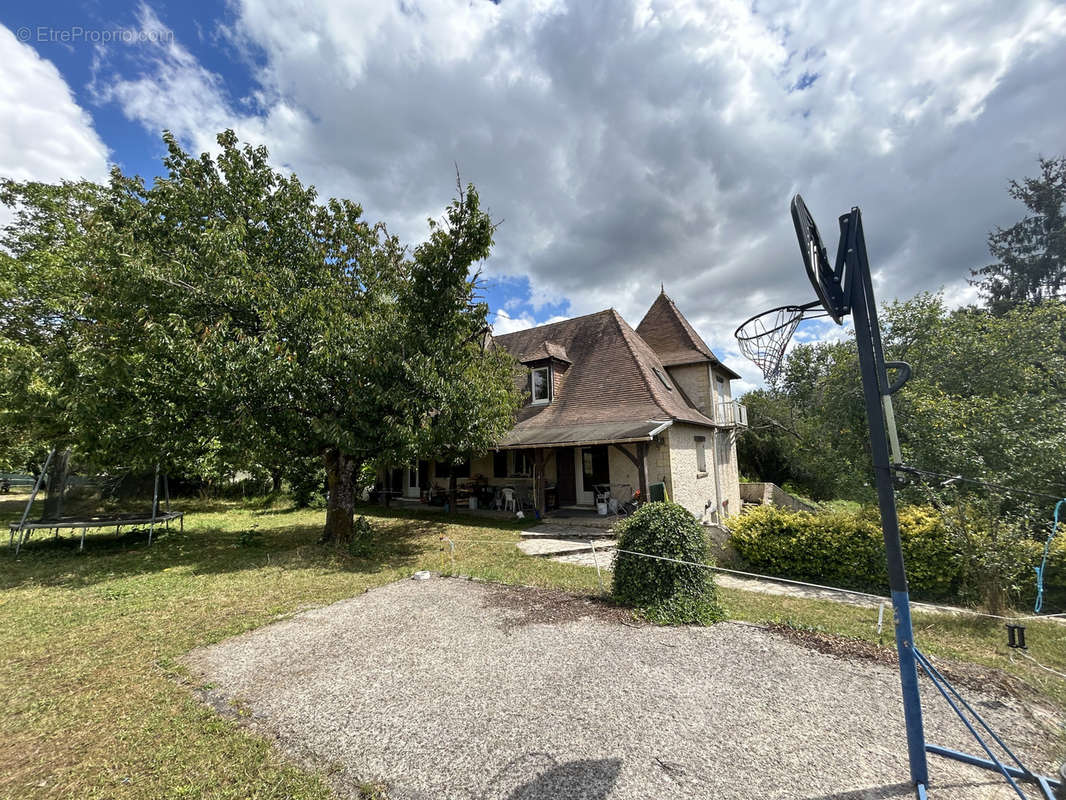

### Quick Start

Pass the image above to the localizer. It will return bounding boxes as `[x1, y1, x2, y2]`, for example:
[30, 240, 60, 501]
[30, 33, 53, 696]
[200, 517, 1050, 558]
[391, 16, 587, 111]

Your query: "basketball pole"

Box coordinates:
[843, 207, 930, 796]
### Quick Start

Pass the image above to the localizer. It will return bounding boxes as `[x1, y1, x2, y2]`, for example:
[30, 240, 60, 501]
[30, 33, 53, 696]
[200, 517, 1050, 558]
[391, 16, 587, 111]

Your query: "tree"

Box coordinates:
[403, 185, 521, 512]
[737, 292, 1066, 519]
[0, 179, 108, 510]
[1, 131, 518, 544]
[971, 157, 1066, 315]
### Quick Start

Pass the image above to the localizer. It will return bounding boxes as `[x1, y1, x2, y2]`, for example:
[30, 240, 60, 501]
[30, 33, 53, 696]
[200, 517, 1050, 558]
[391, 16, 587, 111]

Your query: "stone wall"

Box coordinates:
[666, 363, 711, 416]
[663, 424, 715, 523]
[659, 423, 743, 525]
[738, 481, 818, 513]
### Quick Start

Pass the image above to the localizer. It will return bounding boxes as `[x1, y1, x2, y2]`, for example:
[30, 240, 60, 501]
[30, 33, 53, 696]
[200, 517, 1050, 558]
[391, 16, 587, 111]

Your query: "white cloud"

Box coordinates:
[0, 27, 109, 185]
[490, 308, 569, 336]
[90, 0, 1066, 383]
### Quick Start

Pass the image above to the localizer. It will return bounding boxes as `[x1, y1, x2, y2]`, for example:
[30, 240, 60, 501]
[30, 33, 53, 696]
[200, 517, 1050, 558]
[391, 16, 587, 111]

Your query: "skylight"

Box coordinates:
[652, 367, 672, 391]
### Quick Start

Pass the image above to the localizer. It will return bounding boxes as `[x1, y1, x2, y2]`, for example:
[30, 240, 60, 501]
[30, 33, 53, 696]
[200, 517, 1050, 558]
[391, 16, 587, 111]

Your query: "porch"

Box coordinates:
[384, 445, 654, 518]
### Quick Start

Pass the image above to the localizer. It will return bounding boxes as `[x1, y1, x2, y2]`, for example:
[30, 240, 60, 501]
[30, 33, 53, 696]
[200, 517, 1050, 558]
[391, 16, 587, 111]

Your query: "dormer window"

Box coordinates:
[531, 366, 551, 405]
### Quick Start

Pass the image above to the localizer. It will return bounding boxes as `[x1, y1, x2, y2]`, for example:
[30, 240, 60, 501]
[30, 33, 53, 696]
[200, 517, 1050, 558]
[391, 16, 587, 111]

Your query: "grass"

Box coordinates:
[2, 495, 1064, 798]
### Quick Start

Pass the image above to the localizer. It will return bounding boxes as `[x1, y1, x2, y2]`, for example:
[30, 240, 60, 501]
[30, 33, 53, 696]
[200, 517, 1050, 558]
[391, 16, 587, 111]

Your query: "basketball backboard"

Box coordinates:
[791, 194, 847, 323]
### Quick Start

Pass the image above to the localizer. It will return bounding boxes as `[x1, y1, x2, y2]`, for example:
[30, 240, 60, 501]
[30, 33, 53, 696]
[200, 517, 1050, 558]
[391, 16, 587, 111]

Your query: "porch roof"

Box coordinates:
[496, 419, 672, 450]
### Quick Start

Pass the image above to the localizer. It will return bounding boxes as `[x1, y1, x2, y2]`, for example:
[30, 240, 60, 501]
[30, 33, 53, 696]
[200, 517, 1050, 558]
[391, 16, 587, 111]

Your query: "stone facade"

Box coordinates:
[658, 423, 741, 524]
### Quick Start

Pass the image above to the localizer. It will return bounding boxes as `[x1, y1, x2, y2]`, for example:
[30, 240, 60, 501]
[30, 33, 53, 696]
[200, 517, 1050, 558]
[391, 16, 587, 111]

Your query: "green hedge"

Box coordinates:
[729, 504, 1066, 608]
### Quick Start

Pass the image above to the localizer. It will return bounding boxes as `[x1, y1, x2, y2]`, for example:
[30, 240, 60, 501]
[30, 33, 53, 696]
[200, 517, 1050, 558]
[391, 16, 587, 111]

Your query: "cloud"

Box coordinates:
[90, 0, 1066, 383]
[0, 27, 109, 185]
[490, 308, 569, 336]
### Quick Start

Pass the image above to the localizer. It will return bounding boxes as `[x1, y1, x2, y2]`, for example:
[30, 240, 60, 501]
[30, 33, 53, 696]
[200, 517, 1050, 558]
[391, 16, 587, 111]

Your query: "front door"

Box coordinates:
[404, 464, 420, 498]
[574, 445, 609, 505]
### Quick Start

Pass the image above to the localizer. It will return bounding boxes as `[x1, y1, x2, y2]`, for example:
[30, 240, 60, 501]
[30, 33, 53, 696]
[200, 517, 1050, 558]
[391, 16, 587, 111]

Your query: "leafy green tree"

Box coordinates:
[738, 292, 1066, 519]
[971, 157, 1066, 315]
[1, 131, 518, 544]
[738, 340, 871, 501]
[403, 188, 521, 512]
[0, 179, 108, 508]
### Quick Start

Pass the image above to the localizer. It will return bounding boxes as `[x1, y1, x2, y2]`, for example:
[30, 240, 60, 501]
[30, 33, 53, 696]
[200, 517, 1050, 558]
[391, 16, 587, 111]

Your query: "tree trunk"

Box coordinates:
[43, 449, 71, 521]
[270, 467, 282, 494]
[321, 449, 359, 545]
[448, 464, 457, 514]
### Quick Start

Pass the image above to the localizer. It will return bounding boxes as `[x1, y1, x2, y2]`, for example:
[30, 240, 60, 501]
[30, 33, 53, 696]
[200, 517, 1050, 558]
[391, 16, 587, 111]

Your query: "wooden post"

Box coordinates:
[533, 448, 546, 515]
[636, 442, 649, 503]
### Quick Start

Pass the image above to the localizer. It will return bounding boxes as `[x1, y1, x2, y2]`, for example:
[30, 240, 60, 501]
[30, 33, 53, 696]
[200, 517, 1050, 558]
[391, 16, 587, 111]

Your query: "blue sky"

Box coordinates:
[2, 0, 571, 335]
[3, 1, 1066, 392]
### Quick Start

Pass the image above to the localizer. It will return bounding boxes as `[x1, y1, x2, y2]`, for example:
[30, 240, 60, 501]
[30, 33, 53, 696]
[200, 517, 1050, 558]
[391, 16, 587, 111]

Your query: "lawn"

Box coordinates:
[1, 495, 1064, 799]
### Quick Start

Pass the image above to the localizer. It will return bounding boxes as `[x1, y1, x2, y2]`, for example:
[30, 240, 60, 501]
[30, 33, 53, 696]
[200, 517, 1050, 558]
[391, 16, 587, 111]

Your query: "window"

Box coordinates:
[492, 451, 508, 478]
[652, 367, 673, 391]
[695, 436, 707, 474]
[435, 459, 470, 479]
[511, 450, 532, 476]
[531, 366, 551, 404]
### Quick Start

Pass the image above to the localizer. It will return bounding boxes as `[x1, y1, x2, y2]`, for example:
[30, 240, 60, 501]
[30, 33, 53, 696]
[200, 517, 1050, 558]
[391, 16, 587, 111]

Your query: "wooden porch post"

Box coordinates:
[636, 442, 649, 502]
[533, 448, 546, 515]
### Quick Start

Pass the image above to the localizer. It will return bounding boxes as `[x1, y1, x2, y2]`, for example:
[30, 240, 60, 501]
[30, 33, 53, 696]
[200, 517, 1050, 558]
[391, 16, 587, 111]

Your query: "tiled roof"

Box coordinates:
[636, 291, 741, 379]
[499, 420, 670, 448]
[518, 340, 571, 364]
[493, 307, 717, 446]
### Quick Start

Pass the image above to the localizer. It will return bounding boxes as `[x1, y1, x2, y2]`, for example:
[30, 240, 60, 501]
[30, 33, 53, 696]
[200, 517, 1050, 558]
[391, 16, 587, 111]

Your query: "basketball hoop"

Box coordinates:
[733, 300, 828, 382]
[730, 192, 1063, 800]
[734, 196, 847, 382]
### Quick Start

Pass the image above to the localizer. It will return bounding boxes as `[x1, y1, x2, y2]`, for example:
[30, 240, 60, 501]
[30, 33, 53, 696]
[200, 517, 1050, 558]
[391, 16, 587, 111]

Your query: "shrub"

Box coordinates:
[236, 528, 263, 548]
[729, 503, 1056, 609]
[347, 516, 375, 557]
[730, 505, 888, 594]
[936, 501, 1035, 614]
[289, 460, 327, 508]
[611, 502, 724, 625]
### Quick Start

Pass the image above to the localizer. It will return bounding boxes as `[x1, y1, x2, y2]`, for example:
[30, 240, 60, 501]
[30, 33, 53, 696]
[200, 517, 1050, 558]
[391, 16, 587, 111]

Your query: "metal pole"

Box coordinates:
[846, 208, 929, 791]
[148, 463, 160, 546]
[589, 540, 604, 593]
[13, 448, 55, 556]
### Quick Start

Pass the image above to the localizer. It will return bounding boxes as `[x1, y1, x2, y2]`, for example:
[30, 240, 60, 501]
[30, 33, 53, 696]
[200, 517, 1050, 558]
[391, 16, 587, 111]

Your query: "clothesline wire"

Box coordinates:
[441, 537, 1066, 623]
[894, 464, 1066, 504]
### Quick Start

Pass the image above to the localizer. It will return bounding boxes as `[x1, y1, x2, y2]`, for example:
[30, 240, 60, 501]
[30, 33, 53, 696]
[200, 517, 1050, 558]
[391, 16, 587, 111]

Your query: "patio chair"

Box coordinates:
[501, 487, 517, 512]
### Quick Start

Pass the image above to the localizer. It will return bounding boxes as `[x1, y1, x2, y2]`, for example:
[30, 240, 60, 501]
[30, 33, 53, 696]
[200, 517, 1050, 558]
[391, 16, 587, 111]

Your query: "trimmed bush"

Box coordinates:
[730, 505, 963, 600]
[612, 502, 724, 625]
[729, 503, 1062, 608]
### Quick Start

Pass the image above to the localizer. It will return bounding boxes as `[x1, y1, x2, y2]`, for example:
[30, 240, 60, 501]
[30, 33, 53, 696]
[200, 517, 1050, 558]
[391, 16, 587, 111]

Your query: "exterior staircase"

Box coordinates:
[517, 522, 618, 557]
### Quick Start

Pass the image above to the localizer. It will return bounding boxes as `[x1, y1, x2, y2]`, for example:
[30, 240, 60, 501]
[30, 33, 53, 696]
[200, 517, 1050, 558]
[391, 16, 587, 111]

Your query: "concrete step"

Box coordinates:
[517, 538, 618, 557]
[520, 523, 617, 539]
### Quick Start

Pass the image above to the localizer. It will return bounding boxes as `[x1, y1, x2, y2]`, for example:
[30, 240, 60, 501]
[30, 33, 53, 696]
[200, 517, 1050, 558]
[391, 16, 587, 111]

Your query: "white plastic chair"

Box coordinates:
[502, 487, 517, 512]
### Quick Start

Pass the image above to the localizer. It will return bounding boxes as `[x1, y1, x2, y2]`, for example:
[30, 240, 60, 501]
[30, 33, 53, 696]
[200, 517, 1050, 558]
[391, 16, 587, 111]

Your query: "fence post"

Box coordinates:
[589, 540, 604, 594]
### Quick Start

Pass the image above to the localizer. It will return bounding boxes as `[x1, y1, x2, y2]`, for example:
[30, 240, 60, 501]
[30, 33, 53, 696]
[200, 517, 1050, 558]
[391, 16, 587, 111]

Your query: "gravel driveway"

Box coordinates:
[186, 577, 1057, 800]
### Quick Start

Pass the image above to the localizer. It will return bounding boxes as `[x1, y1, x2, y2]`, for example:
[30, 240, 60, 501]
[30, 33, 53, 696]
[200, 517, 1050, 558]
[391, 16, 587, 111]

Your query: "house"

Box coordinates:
[384, 290, 747, 524]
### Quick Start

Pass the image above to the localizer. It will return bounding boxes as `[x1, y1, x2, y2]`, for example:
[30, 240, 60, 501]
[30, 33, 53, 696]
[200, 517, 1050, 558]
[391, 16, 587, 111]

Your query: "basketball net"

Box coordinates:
[734, 303, 824, 383]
